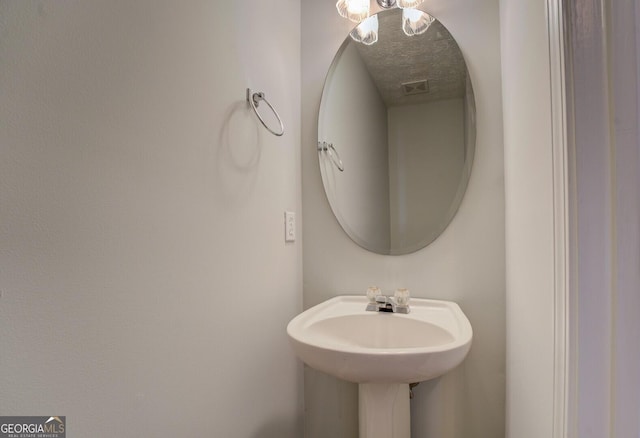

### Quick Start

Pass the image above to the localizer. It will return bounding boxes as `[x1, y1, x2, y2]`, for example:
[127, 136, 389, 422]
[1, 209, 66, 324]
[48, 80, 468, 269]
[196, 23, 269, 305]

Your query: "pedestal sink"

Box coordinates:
[286, 295, 473, 438]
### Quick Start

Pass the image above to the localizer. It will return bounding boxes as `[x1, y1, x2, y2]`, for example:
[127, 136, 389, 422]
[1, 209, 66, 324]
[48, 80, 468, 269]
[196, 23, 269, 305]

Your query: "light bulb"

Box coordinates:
[336, 0, 370, 23]
[397, 0, 424, 8]
[402, 8, 434, 36]
[350, 14, 378, 45]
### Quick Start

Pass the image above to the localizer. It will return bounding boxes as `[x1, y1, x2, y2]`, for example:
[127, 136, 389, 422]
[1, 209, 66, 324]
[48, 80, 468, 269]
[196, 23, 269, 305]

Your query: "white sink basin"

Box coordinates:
[287, 295, 473, 383]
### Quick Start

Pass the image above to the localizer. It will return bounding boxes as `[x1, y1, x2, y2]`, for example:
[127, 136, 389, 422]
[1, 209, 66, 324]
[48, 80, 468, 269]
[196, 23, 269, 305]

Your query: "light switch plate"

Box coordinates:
[285, 211, 295, 242]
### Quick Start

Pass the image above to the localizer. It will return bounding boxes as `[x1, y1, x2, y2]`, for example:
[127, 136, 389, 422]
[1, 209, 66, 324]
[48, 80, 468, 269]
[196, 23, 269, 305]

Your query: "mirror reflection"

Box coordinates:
[318, 8, 475, 255]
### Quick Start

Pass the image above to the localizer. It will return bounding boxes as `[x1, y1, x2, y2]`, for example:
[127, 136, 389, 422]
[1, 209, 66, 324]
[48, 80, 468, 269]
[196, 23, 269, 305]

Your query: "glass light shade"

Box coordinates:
[397, 0, 424, 8]
[402, 8, 434, 36]
[336, 0, 370, 23]
[349, 15, 378, 45]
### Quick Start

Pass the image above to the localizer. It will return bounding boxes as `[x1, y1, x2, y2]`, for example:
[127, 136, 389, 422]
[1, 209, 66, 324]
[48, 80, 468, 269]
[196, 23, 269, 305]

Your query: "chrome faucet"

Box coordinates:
[365, 287, 410, 314]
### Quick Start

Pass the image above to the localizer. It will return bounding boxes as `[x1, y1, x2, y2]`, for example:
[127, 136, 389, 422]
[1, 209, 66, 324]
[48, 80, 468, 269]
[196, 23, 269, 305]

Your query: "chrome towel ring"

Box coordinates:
[246, 88, 285, 137]
[318, 141, 344, 172]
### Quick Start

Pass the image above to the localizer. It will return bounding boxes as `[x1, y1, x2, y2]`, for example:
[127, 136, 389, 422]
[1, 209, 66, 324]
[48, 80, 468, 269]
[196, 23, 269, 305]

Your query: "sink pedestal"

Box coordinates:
[359, 383, 410, 438]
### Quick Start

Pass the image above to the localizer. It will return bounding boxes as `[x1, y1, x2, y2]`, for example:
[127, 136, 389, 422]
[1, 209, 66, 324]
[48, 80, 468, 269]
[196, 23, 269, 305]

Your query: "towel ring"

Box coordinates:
[317, 141, 344, 172]
[246, 88, 285, 137]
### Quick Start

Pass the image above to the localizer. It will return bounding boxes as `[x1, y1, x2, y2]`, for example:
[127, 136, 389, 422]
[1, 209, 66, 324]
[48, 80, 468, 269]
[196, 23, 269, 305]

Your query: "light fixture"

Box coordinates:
[376, 0, 396, 7]
[336, 0, 370, 23]
[337, 0, 434, 45]
[396, 0, 424, 9]
[349, 15, 379, 45]
[402, 8, 434, 36]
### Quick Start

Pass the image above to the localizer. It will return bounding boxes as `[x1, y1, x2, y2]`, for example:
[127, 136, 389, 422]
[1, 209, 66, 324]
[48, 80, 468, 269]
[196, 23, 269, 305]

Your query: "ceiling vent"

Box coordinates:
[401, 79, 429, 95]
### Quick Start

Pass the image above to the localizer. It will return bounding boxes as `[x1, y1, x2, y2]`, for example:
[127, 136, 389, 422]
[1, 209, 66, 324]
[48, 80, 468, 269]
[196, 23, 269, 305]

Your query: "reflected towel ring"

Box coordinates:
[246, 88, 285, 137]
[318, 141, 344, 172]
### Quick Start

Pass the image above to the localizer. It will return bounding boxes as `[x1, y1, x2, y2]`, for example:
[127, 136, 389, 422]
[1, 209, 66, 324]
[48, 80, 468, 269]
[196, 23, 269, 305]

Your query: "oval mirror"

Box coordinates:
[318, 8, 475, 255]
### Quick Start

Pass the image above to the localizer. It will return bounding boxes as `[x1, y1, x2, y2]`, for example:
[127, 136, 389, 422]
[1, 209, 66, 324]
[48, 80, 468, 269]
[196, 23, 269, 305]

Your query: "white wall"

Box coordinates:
[500, 0, 559, 436]
[319, 43, 390, 253]
[0, 2, 302, 437]
[388, 99, 465, 252]
[302, 0, 505, 437]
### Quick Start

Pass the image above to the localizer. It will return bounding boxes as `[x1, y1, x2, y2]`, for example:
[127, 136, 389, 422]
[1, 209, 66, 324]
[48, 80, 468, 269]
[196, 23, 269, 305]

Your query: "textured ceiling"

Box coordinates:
[353, 8, 468, 107]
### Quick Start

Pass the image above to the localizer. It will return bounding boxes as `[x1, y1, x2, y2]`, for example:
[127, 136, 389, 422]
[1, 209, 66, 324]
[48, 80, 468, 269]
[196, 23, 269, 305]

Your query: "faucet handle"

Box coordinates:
[366, 286, 381, 303]
[394, 288, 410, 306]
